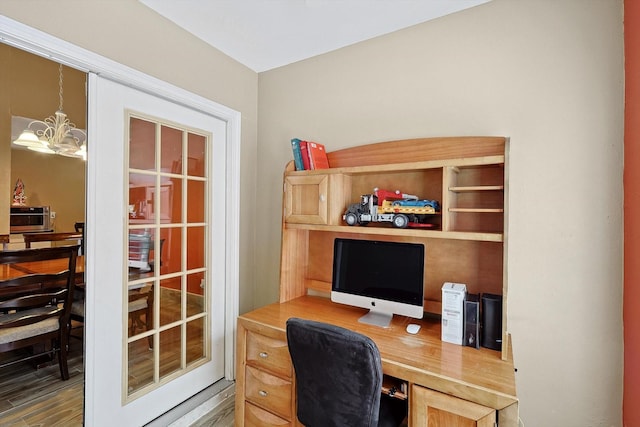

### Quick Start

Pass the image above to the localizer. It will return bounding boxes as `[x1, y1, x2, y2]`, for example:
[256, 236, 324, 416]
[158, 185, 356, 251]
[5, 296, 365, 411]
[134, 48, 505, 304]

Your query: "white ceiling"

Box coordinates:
[139, 0, 490, 73]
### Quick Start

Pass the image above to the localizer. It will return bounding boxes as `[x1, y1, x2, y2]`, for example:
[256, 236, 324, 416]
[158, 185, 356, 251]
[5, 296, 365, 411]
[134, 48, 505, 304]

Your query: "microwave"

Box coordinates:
[10, 206, 52, 233]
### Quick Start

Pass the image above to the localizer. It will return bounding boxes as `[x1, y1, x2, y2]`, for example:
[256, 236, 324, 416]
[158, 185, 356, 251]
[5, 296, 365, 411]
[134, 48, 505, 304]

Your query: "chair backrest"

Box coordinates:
[23, 232, 83, 249]
[286, 318, 384, 427]
[0, 246, 79, 330]
[128, 232, 153, 271]
[128, 233, 165, 272]
[74, 222, 85, 254]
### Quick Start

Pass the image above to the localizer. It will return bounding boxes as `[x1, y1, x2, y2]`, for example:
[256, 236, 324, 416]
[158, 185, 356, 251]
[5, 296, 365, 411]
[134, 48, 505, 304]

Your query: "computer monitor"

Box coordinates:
[331, 238, 425, 328]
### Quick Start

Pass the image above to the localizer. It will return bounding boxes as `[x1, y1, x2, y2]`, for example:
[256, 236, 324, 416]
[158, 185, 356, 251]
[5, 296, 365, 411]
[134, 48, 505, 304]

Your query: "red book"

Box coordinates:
[307, 141, 329, 169]
[300, 141, 311, 170]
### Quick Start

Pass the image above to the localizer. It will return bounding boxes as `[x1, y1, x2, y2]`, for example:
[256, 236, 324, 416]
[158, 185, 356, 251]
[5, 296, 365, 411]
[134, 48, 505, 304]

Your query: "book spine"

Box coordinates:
[308, 141, 329, 169]
[307, 142, 317, 170]
[300, 141, 311, 170]
[291, 138, 305, 171]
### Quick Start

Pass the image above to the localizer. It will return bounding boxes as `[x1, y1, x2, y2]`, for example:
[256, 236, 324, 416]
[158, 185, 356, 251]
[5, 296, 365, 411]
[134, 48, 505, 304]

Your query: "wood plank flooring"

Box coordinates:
[186, 395, 235, 427]
[0, 335, 84, 426]
[0, 289, 235, 426]
[0, 338, 237, 427]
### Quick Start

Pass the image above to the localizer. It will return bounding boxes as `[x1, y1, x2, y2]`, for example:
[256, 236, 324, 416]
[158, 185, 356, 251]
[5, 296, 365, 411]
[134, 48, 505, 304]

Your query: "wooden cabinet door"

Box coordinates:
[411, 385, 496, 427]
[284, 175, 329, 224]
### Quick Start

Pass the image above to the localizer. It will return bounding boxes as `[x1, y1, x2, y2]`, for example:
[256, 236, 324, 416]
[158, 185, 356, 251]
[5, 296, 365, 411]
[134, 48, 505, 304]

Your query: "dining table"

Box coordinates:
[1, 252, 152, 289]
[0, 254, 85, 280]
[0, 253, 85, 299]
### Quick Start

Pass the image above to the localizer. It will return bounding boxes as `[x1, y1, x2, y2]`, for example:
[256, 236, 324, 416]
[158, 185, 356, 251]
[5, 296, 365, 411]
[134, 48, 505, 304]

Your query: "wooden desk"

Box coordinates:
[236, 296, 518, 426]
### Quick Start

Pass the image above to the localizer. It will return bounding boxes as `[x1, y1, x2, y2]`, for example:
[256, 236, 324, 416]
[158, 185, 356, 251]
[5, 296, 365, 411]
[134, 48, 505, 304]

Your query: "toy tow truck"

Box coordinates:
[343, 188, 440, 228]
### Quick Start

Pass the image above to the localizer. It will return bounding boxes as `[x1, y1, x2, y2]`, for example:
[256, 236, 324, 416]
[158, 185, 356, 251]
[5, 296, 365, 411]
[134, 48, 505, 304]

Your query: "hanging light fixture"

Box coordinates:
[12, 64, 87, 160]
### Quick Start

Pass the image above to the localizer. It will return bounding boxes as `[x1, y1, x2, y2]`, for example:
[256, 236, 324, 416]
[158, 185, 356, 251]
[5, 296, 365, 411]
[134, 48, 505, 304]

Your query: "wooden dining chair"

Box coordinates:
[23, 232, 86, 341]
[23, 232, 83, 249]
[0, 245, 79, 380]
[70, 223, 87, 334]
[128, 233, 164, 348]
[74, 222, 85, 255]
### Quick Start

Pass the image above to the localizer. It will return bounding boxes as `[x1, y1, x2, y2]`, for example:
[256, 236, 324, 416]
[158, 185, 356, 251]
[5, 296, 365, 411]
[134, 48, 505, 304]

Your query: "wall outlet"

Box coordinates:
[50, 211, 56, 219]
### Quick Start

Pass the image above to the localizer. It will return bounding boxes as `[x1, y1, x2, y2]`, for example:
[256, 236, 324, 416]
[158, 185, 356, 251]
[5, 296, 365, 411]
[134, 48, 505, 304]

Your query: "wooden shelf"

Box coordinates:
[382, 375, 408, 400]
[285, 223, 503, 242]
[285, 155, 505, 177]
[449, 185, 504, 192]
[280, 136, 509, 358]
[448, 208, 504, 213]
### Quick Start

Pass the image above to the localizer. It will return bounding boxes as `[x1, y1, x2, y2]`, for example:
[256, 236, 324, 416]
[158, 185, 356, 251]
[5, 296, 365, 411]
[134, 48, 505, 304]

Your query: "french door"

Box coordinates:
[84, 74, 228, 426]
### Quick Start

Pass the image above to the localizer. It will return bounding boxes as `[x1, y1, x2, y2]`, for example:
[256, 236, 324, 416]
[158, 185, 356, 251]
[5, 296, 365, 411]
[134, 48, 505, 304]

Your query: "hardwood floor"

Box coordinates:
[0, 339, 237, 427]
[0, 289, 235, 426]
[0, 334, 84, 426]
[187, 395, 235, 427]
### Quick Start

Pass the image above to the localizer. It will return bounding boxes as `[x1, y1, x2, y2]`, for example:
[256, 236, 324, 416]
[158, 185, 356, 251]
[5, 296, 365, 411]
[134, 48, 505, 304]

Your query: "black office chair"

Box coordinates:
[286, 318, 407, 427]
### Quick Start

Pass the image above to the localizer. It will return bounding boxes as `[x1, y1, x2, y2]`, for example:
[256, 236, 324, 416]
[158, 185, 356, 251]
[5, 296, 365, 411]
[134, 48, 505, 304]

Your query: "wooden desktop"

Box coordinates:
[235, 137, 518, 426]
[237, 296, 517, 426]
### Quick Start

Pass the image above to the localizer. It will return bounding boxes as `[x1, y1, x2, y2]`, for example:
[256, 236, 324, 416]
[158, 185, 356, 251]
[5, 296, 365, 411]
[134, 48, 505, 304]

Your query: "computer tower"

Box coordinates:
[463, 294, 480, 349]
[481, 293, 502, 351]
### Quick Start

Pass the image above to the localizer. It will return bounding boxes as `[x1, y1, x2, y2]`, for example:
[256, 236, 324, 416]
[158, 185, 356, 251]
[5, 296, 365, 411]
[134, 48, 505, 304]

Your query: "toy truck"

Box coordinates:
[343, 188, 440, 228]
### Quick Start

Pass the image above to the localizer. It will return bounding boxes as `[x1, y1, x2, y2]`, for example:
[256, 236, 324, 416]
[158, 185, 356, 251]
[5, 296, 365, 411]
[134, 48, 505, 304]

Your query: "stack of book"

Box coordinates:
[291, 138, 329, 170]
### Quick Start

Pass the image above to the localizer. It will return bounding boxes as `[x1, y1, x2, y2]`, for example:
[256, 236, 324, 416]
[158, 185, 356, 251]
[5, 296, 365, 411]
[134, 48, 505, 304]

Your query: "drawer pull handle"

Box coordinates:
[259, 390, 268, 397]
[259, 352, 268, 358]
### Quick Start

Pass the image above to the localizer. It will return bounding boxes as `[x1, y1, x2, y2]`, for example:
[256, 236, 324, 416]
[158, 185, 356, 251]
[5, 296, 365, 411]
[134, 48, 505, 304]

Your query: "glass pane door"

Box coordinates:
[126, 114, 209, 400]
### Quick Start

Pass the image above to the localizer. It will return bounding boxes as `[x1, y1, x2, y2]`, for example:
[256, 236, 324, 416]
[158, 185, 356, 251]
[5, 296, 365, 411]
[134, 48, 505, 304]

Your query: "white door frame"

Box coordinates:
[0, 15, 240, 423]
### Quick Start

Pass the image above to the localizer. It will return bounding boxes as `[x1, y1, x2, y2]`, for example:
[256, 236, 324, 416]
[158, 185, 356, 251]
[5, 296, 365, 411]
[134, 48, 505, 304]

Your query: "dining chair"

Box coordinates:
[0, 245, 79, 380]
[69, 223, 86, 337]
[23, 231, 86, 341]
[128, 233, 164, 348]
[23, 232, 83, 249]
[74, 222, 85, 255]
[286, 318, 407, 427]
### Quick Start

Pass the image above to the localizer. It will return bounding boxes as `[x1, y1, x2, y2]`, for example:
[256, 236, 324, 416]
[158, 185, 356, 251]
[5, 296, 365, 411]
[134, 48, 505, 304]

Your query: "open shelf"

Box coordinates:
[382, 375, 408, 400]
[285, 223, 503, 242]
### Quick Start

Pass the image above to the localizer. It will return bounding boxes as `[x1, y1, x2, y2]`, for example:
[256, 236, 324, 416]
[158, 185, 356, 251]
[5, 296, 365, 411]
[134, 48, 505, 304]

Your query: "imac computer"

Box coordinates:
[331, 238, 425, 328]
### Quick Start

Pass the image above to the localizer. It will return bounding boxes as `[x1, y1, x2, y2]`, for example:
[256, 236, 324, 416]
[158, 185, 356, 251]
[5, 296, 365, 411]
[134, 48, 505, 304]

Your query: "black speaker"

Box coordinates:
[481, 293, 502, 351]
[463, 294, 480, 349]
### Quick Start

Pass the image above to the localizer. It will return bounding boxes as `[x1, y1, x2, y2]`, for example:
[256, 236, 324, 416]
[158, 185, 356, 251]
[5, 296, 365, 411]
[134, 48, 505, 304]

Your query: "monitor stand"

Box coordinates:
[358, 310, 393, 328]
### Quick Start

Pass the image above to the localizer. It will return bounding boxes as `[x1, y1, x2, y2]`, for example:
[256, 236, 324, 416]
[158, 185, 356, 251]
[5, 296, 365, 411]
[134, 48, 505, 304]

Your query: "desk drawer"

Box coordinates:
[245, 365, 292, 419]
[246, 331, 292, 378]
[245, 402, 291, 427]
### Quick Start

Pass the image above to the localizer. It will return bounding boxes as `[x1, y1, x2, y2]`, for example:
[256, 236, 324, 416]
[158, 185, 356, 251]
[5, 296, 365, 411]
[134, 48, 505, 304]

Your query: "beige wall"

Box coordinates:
[258, 1, 623, 425]
[10, 149, 85, 232]
[1, 45, 86, 233]
[0, 0, 259, 314]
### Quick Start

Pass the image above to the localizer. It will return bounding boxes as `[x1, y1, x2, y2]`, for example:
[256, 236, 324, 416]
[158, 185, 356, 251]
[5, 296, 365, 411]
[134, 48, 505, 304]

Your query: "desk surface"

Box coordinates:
[239, 295, 517, 410]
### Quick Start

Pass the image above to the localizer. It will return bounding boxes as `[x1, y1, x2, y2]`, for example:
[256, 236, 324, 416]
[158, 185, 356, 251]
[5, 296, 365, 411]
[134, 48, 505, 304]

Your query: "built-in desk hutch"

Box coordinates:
[236, 137, 518, 426]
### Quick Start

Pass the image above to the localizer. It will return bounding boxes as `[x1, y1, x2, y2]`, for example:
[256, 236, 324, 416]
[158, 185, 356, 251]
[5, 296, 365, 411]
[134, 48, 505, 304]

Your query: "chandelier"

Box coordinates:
[12, 64, 87, 160]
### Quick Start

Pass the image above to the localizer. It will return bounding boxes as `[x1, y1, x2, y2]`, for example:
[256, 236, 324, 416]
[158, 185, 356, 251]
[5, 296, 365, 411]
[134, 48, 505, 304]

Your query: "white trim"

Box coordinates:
[0, 14, 240, 423]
